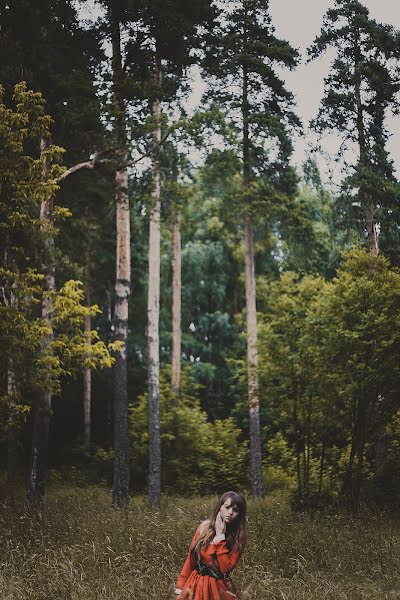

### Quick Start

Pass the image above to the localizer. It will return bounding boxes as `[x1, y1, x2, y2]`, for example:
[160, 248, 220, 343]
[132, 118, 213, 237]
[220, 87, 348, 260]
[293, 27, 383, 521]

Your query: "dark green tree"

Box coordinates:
[119, 0, 214, 506]
[308, 0, 400, 256]
[202, 0, 299, 496]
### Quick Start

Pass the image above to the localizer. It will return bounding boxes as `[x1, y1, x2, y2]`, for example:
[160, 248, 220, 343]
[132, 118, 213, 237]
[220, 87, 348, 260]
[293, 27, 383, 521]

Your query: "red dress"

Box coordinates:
[176, 524, 243, 600]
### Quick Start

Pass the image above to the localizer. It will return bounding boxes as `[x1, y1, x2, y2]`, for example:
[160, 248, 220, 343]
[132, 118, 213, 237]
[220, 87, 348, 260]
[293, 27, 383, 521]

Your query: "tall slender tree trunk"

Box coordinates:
[242, 65, 264, 497]
[83, 256, 92, 450]
[148, 51, 162, 506]
[352, 404, 367, 513]
[109, 4, 131, 507]
[28, 136, 55, 502]
[355, 42, 382, 492]
[318, 442, 325, 497]
[354, 50, 379, 255]
[171, 209, 181, 395]
[7, 365, 18, 481]
[7, 282, 18, 481]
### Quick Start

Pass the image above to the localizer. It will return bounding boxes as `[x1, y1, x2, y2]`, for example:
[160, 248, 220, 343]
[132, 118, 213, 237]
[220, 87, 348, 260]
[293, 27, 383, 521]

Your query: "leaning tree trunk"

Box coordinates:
[109, 3, 131, 507]
[242, 65, 264, 497]
[83, 256, 92, 450]
[148, 51, 162, 507]
[28, 137, 55, 502]
[171, 209, 181, 395]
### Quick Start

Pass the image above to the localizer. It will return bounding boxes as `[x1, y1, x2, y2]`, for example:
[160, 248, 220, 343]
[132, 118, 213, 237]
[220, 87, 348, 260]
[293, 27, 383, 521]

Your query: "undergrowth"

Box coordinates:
[0, 485, 399, 599]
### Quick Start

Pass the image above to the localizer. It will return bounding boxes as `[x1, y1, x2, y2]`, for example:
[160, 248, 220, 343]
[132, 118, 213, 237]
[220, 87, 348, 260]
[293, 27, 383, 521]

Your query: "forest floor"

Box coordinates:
[0, 484, 399, 599]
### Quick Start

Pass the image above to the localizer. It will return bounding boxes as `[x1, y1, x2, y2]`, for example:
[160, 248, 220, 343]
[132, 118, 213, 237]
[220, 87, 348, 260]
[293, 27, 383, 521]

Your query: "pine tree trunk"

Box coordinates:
[242, 65, 264, 497]
[148, 52, 162, 507]
[28, 137, 55, 502]
[365, 200, 379, 255]
[7, 365, 18, 481]
[171, 209, 181, 395]
[83, 259, 92, 450]
[109, 3, 131, 507]
[355, 54, 379, 255]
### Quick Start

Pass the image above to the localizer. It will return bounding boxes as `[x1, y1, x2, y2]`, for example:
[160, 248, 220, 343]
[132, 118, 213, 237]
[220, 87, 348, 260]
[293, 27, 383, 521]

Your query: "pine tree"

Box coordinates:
[308, 0, 400, 255]
[125, 0, 214, 506]
[202, 0, 299, 496]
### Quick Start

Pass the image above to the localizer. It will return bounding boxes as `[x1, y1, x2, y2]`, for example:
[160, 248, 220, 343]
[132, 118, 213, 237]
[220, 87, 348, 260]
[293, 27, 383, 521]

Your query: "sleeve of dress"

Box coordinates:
[176, 526, 201, 589]
[211, 539, 243, 575]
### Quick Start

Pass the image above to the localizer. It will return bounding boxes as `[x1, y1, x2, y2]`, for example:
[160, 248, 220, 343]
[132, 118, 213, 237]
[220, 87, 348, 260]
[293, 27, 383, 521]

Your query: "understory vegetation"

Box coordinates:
[1, 485, 399, 600]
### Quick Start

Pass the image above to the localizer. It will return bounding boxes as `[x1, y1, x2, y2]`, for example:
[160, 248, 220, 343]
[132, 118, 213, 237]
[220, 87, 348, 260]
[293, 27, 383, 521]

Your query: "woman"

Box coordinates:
[175, 491, 247, 600]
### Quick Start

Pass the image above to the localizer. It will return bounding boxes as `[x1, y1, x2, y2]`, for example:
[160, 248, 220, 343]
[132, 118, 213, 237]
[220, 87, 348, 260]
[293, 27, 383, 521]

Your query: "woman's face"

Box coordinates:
[219, 496, 240, 525]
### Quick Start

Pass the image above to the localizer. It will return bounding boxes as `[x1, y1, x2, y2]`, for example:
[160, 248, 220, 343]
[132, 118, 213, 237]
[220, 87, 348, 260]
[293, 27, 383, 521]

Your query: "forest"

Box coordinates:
[1, 0, 400, 598]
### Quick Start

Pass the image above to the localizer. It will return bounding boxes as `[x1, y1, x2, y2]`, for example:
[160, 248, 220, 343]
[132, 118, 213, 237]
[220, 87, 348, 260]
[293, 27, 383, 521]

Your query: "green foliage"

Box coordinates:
[202, 0, 300, 199]
[258, 248, 400, 507]
[0, 85, 116, 435]
[129, 367, 248, 494]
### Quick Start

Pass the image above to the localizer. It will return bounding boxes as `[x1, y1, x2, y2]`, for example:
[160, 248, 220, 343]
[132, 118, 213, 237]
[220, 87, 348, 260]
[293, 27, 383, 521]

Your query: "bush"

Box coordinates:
[129, 366, 249, 494]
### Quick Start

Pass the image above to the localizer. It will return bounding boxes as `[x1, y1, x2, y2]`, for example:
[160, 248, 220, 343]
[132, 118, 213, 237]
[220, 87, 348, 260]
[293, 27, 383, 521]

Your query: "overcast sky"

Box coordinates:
[78, 0, 400, 182]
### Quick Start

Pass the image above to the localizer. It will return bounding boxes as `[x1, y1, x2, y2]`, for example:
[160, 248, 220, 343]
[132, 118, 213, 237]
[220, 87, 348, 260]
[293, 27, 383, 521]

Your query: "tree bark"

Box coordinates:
[109, 3, 131, 507]
[27, 137, 54, 502]
[148, 51, 162, 506]
[7, 365, 18, 481]
[352, 400, 367, 512]
[354, 46, 379, 255]
[171, 209, 181, 395]
[242, 64, 264, 497]
[318, 442, 325, 496]
[83, 257, 92, 450]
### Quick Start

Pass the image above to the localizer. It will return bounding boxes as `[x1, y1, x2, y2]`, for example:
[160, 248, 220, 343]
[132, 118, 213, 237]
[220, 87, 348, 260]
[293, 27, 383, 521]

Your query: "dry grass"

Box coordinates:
[0, 485, 400, 599]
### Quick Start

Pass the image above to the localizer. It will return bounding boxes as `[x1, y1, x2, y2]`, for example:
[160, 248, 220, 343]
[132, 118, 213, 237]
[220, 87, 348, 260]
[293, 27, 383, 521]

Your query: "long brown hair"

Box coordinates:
[191, 491, 247, 563]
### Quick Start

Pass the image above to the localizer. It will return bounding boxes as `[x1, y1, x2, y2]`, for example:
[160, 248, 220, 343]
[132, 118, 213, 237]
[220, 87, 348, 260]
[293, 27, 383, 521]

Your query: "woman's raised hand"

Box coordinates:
[215, 511, 226, 536]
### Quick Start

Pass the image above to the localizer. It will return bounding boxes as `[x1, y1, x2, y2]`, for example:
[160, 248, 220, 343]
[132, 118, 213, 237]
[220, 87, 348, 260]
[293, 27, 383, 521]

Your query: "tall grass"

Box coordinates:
[0, 485, 399, 599]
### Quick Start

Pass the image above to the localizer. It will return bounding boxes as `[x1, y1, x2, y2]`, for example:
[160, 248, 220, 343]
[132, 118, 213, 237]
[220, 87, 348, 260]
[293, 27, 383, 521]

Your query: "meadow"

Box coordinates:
[0, 485, 400, 600]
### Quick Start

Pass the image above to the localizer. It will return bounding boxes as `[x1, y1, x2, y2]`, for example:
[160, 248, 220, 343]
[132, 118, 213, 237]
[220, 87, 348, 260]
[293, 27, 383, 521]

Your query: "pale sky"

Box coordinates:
[268, 0, 400, 182]
[77, 0, 400, 182]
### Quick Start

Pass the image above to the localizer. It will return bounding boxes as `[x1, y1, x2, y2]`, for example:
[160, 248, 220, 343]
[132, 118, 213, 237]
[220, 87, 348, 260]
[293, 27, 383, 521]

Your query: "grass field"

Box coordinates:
[0, 485, 400, 599]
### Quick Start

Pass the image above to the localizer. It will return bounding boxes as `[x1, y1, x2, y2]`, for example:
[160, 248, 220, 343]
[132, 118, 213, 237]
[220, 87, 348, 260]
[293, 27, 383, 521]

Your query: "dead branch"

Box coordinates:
[56, 123, 180, 183]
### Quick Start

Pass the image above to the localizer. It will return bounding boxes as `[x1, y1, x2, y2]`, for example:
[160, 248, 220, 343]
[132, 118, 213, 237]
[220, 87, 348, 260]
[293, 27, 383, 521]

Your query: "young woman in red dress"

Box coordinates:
[175, 491, 247, 600]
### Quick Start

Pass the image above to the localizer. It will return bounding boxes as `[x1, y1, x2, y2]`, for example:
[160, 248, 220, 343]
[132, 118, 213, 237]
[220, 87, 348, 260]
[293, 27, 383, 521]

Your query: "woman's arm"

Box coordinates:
[212, 514, 244, 575]
[211, 538, 243, 575]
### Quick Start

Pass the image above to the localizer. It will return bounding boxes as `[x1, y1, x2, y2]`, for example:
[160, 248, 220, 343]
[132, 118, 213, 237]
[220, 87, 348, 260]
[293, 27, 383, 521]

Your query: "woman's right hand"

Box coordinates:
[215, 511, 226, 536]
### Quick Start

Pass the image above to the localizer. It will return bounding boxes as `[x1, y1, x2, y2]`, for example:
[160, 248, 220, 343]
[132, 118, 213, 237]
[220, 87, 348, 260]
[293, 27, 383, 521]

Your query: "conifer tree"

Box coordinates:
[202, 0, 299, 496]
[125, 0, 214, 506]
[308, 0, 400, 255]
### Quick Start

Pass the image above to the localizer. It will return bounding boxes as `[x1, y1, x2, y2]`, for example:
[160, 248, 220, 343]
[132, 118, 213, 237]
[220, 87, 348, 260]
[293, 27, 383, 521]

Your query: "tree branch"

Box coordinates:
[56, 148, 117, 183]
[56, 123, 179, 183]
[130, 128, 174, 166]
